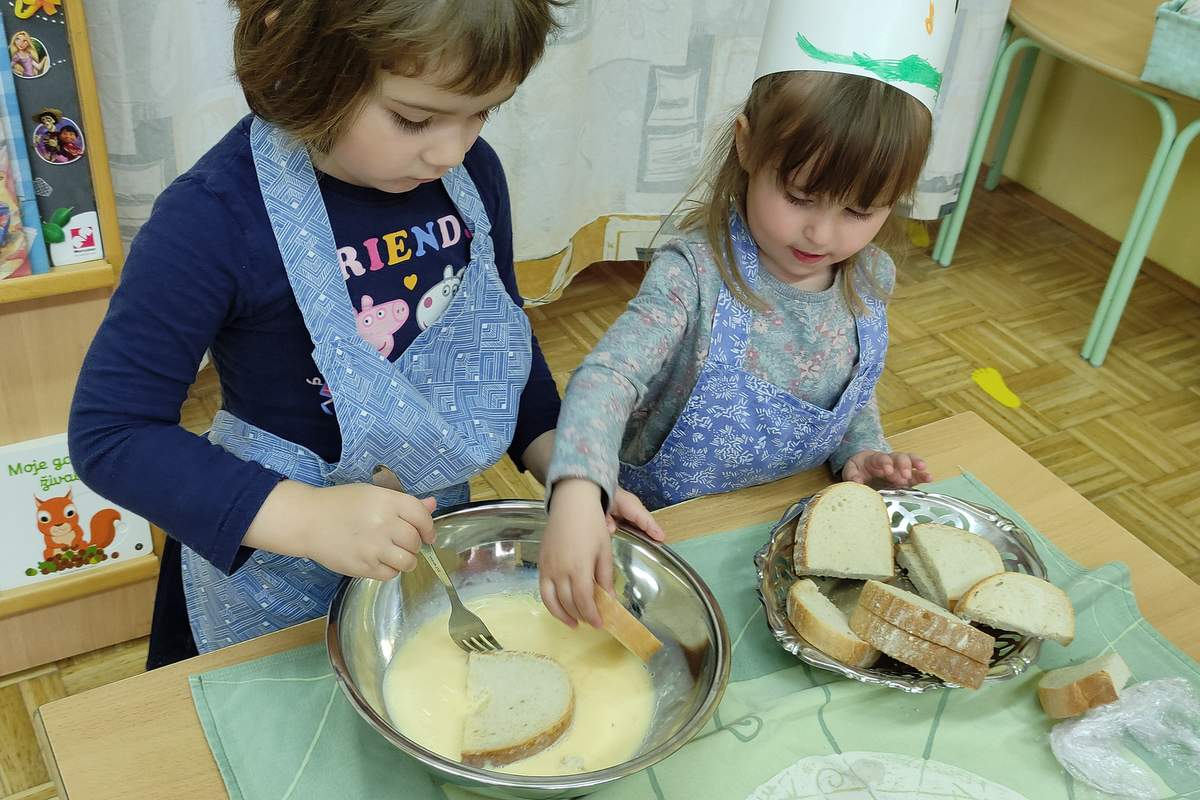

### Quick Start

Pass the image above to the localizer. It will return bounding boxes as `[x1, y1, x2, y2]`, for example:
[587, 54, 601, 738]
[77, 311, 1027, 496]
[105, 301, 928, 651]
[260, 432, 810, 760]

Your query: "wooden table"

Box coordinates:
[33, 412, 1200, 799]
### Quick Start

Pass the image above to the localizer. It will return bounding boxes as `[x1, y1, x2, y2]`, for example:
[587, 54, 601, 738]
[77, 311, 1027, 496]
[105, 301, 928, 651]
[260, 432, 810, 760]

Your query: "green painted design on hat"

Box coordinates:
[795, 34, 942, 92]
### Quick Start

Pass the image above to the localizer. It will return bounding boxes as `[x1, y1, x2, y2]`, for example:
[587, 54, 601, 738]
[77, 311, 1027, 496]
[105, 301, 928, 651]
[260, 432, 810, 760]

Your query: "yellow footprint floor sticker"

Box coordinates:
[972, 367, 1022, 409]
[905, 219, 930, 248]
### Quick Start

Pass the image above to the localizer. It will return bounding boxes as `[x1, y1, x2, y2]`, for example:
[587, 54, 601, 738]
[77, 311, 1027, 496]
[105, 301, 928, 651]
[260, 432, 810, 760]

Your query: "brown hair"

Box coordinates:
[231, 0, 568, 153]
[678, 71, 932, 313]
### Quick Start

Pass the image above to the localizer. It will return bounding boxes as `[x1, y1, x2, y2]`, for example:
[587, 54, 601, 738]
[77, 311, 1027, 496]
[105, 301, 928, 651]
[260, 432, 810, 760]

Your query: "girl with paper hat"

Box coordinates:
[539, 0, 955, 628]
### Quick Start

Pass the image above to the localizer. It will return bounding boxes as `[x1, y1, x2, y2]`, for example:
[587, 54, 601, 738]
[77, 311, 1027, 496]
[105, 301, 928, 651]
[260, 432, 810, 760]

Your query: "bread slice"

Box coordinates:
[461, 651, 574, 767]
[896, 542, 946, 607]
[954, 572, 1075, 646]
[908, 523, 1005, 608]
[793, 482, 894, 580]
[856, 580, 995, 663]
[593, 585, 662, 662]
[848, 606, 988, 689]
[786, 579, 880, 668]
[1037, 652, 1131, 719]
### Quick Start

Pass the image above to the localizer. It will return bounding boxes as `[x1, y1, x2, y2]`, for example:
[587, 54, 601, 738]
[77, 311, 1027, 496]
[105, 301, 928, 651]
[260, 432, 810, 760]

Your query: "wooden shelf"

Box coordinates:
[0, 1, 140, 675]
[0, 259, 117, 305]
[0, 552, 159, 620]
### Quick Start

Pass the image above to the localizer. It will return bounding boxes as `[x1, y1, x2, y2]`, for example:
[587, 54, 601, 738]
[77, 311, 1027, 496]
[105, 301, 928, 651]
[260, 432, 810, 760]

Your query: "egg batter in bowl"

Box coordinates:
[383, 592, 655, 776]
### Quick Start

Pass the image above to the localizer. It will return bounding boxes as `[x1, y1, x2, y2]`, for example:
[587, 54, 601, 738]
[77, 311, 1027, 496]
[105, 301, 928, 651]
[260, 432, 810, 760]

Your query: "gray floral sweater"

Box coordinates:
[546, 232, 894, 508]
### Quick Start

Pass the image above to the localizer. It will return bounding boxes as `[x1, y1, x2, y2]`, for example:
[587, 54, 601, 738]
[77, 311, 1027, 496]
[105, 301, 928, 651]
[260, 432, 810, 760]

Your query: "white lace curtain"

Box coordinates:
[85, 0, 1007, 258]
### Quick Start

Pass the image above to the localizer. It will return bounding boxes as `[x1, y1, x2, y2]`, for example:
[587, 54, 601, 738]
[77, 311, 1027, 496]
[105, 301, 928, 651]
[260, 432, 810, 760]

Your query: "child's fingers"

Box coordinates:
[617, 494, 666, 541]
[365, 560, 400, 582]
[378, 544, 417, 574]
[892, 455, 924, 485]
[892, 452, 914, 484]
[605, 514, 618, 534]
[595, 547, 615, 596]
[540, 578, 574, 628]
[640, 511, 666, 542]
[868, 452, 894, 477]
[388, 523, 423, 556]
[556, 578, 583, 626]
[370, 568, 400, 583]
[842, 459, 865, 483]
[572, 572, 603, 629]
[390, 492, 436, 543]
[546, 578, 581, 628]
[628, 504, 665, 540]
[903, 455, 930, 484]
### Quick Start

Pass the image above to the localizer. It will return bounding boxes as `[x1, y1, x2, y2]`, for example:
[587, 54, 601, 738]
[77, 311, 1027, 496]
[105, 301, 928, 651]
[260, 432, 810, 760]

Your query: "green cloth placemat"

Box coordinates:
[190, 474, 1200, 799]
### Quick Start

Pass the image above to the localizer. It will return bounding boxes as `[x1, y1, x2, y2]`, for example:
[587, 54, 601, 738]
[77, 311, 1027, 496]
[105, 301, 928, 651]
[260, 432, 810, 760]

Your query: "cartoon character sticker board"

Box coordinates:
[0, 432, 154, 591]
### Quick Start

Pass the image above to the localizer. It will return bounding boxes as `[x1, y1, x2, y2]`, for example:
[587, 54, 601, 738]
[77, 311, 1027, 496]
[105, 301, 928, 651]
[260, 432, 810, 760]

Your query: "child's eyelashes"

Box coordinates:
[388, 105, 500, 134]
[786, 193, 874, 219]
[389, 111, 431, 133]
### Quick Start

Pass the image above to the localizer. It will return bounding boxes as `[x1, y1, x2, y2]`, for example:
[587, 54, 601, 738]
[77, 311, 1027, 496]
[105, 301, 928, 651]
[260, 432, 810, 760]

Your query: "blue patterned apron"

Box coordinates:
[619, 212, 888, 510]
[180, 118, 532, 653]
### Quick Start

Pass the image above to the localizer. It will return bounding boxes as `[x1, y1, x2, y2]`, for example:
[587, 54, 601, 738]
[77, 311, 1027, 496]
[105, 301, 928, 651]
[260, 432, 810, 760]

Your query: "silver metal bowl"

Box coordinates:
[327, 500, 731, 799]
[755, 488, 1047, 692]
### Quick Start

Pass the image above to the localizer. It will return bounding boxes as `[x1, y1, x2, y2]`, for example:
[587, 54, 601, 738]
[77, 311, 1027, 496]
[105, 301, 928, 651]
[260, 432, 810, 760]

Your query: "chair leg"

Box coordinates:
[1084, 116, 1198, 367]
[1080, 88, 1176, 364]
[932, 214, 952, 263]
[937, 37, 1041, 267]
[984, 48, 1039, 191]
[932, 22, 1012, 264]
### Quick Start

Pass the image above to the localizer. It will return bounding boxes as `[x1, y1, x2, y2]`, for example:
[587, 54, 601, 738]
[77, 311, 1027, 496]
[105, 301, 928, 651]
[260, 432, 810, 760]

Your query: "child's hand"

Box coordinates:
[248, 480, 437, 581]
[539, 478, 612, 629]
[605, 487, 665, 541]
[302, 483, 438, 579]
[841, 450, 932, 488]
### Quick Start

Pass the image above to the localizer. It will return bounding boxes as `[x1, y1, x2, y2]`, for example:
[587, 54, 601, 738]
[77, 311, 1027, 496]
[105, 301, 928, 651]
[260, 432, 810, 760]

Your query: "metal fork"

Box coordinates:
[420, 544, 503, 654]
[371, 464, 502, 654]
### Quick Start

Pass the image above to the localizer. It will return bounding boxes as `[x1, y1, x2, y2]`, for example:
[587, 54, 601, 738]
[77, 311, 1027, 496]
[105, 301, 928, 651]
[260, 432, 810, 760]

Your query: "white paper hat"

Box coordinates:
[754, 0, 956, 112]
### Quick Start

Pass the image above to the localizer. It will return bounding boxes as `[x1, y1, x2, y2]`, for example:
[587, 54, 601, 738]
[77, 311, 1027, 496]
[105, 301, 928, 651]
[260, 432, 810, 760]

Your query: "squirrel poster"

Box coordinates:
[34, 488, 119, 561]
[2, 433, 152, 590]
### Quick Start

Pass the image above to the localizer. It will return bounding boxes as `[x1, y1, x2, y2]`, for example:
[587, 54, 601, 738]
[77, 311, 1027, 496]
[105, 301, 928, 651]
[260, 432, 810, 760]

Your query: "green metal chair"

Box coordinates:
[932, 20, 1199, 367]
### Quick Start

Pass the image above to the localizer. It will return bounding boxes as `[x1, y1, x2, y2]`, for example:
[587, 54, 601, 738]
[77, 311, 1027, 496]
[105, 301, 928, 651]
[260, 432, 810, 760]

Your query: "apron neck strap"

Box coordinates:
[707, 210, 760, 366]
[250, 117, 359, 346]
[440, 166, 495, 266]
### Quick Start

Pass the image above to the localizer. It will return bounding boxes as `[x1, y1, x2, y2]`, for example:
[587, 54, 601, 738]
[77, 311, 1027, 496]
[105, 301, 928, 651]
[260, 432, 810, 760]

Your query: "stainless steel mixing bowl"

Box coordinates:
[326, 500, 731, 799]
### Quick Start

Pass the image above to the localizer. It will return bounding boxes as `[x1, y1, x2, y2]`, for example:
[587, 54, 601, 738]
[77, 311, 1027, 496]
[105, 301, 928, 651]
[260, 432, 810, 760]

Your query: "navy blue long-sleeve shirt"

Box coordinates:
[69, 117, 559, 575]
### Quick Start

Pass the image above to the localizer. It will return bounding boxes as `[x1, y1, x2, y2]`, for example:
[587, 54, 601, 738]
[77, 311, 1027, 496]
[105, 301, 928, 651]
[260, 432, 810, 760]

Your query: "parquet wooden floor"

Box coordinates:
[3, 179, 1198, 798]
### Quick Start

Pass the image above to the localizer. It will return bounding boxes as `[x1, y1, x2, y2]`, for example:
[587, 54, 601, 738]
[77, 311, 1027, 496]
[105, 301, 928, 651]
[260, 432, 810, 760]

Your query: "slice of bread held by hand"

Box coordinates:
[793, 482, 894, 580]
[907, 523, 1005, 608]
[896, 542, 946, 607]
[856, 580, 995, 663]
[955, 572, 1075, 645]
[1037, 652, 1131, 719]
[593, 585, 662, 663]
[462, 651, 574, 767]
[786, 579, 880, 668]
[848, 606, 989, 689]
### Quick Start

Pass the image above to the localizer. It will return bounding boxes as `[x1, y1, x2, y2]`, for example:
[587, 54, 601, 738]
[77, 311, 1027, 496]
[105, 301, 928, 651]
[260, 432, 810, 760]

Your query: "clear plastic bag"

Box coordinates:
[1049, 678, 1200, 799]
